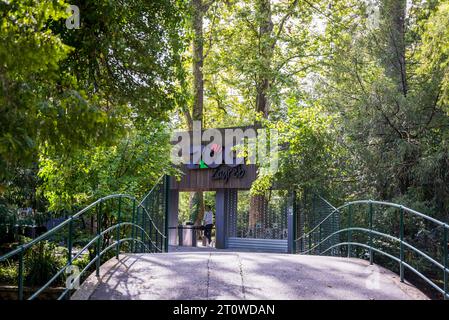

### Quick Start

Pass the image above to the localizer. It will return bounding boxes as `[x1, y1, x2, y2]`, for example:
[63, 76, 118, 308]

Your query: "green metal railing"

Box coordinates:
[0, 175, 170, 300]
[295, 200, 449, 300]
[295, 193, 340, 256]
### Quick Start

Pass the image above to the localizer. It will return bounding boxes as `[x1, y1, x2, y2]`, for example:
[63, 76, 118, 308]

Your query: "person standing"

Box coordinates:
[203, 205, 214, 247]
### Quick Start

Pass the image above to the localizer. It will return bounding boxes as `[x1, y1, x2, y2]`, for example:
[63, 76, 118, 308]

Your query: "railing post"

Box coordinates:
[149, 220, 153, 252]
[443, 227, 448, 300]
[331, 210, 336, 256]
[312, 195, 316, 254]
[153, 231, 157, 252]
[399, 206, 404, 283]
[131, 199, 136, 253]
[68, 217, 73, 265]
[135, 206, 139, 253]
[116, 197, 122, 259]
[136, 205, 139, 253]
[347, 205, 352, 258]
[96, 200, 102, 277]
[319, 224, 322, 255]
[369, 201, 373, 265]
[164, 175, 170, 253]
[144, 196, 149, 253]
[18, 246, 24, 300]
[292, 191, 297, 254]
[308, 232, 312, 254]
[141, 206, 145, 253]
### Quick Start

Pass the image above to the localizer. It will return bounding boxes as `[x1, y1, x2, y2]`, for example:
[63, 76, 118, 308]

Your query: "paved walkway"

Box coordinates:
[72, 252, 428, 300]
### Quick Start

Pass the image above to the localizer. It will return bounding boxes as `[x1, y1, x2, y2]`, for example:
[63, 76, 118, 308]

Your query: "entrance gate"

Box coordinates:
[168, 126, 293, 253]
[168, 188, 291, 253]
[226, 190, 289, 252]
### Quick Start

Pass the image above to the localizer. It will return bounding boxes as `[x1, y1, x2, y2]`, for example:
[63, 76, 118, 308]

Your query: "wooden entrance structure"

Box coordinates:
[168, 127, 292, 252]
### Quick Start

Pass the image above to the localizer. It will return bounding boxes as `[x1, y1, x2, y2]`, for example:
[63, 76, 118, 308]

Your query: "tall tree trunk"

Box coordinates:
[249, 0, 274, 234]
[189, 0, 207, 225]
[381, 0, 407, 96]
[255, 0, 274, 117]
[379, 0, 410, 197]
[192, 0, 205, 127]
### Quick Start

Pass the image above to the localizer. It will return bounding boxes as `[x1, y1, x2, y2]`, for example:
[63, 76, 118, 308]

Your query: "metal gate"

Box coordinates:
[295, 192, 340, 255]
[226, 190, 289, 252]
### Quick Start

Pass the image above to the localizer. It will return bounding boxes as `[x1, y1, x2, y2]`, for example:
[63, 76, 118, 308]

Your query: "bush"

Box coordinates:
[24, 241, 66, 287]
[0, 262, 18, 285]
[71, 250, 91, 284]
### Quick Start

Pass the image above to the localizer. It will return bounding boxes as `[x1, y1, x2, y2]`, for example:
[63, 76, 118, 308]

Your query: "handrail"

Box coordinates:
[0, 175, 169, 300]
[301, 227, 448, 272]
[296, 198, 449, 300]
[295, 206, 339, 242]
[138, 175, 164, 207]
[296, 200, 449, 242]
[136, 175, 167, 240]
[56, 237, 151, 300]
[316, 194, 338, 211]
[28, 225, 151, 301]
[138, 204, 166, 239]
[321, 242, 448, 299]
[0, 194, 136, 262]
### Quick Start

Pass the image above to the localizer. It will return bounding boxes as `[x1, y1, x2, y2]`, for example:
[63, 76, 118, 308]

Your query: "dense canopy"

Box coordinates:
[0, 0, 447, 228]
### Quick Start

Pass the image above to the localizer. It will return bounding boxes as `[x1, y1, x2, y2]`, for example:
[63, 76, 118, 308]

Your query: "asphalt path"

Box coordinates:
[72, 251, 428, 300]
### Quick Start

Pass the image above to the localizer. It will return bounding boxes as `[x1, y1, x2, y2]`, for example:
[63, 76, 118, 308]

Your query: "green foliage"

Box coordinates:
[0, 201, 15, 226]
[0, 0, 117, 175]
[72, 251, 90, 270]
[178, 192, 191, 224]
[189, 192, 202, 223]
[251, 101, 346, 198]
[55, 0, 187, 121]
[0, 200, 16, 245]
[418, 1, 449, 113]
[38, 119, 173, 210]
[0, 0, 71, 178]
[24, 241, 66, 287]
[178, 0, 319, 129]
[0, 261, 18, 285]
[71, 250, 90, 283]
[1, 0, 187, 214]
[308, 0, 449, 217]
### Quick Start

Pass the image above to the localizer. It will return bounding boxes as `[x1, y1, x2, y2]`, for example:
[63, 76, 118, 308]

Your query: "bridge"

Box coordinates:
[0, 175, 447, 300]
[71, 251, 426, 300]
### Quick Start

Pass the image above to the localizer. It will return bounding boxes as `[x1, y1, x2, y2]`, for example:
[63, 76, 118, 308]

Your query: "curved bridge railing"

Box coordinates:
[0, 176, 169, 300]
[295, 200, 449, 299]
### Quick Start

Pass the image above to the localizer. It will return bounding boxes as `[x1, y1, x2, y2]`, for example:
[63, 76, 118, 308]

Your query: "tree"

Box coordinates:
[182, 0, 323, 229]
[0, 0, 71, 181]
[56, 0, 186, 122]
[313, 0, 449, 218]
[381, 0, 408, 96]
[182, 0, 220, 225]
[38, 119, 173, 211]
[419, 0, 449, 113]
[1, 0, 187, 215]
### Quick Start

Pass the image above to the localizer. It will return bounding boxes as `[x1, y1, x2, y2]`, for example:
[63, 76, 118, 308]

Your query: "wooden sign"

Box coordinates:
[169, 126, 258, 191]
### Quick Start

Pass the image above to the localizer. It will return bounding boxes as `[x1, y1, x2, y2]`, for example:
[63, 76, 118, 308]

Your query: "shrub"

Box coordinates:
[24, 241, 66, 287]
[0, 262, 18, 285]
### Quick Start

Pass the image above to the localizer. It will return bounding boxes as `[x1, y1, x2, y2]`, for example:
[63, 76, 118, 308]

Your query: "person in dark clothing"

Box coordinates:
[203, 205, 214, 246]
